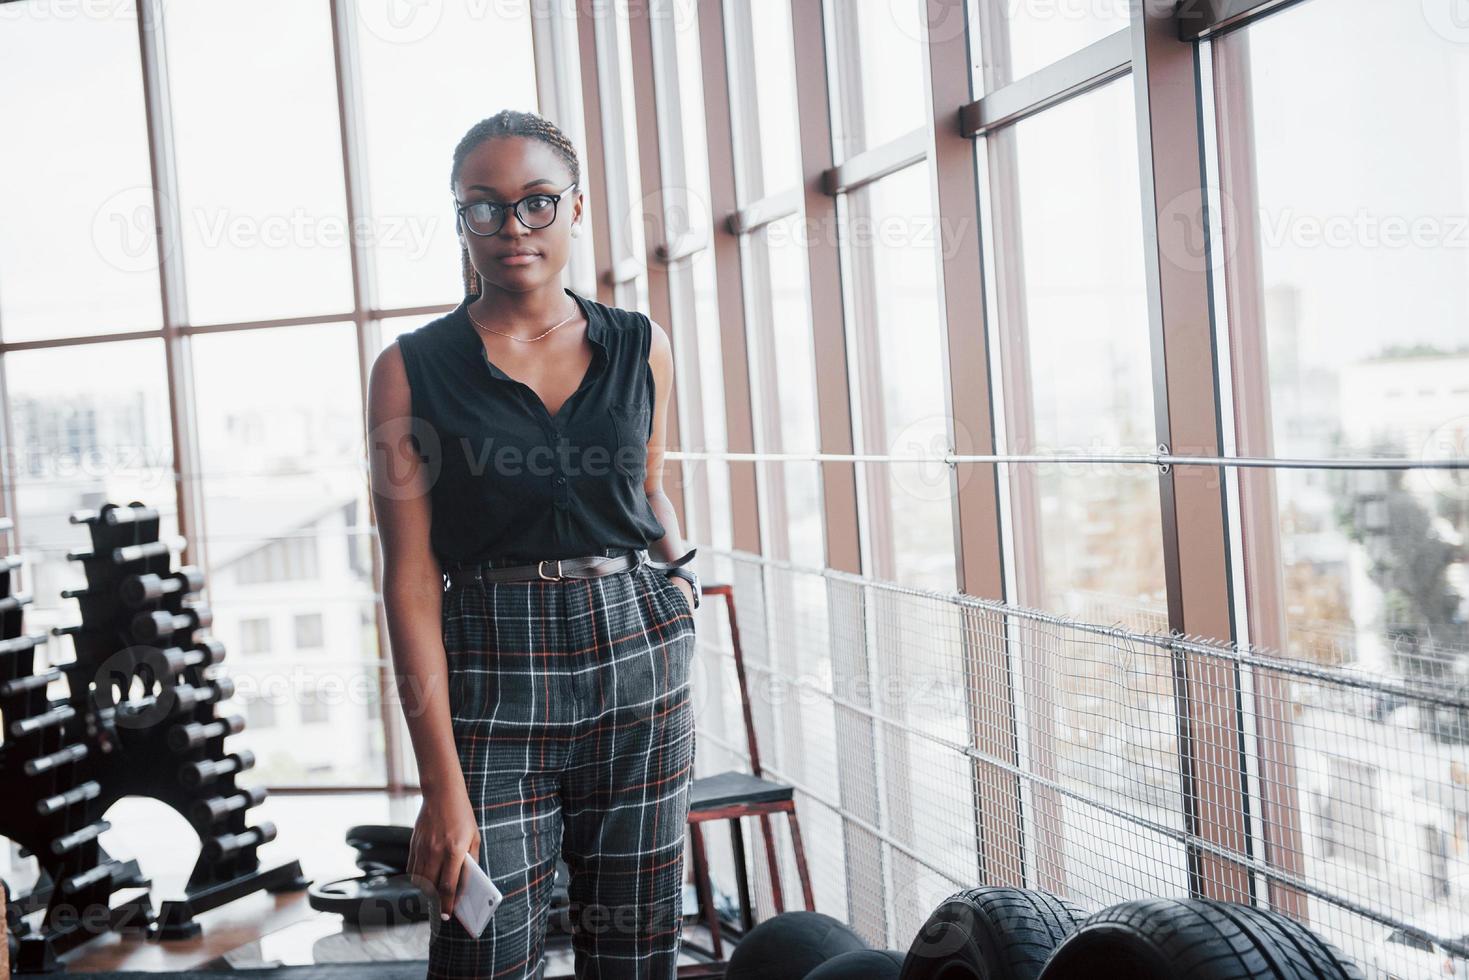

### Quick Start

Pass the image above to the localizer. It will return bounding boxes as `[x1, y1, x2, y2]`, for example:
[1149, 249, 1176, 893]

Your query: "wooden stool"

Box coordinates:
[684, 582, 815, 963]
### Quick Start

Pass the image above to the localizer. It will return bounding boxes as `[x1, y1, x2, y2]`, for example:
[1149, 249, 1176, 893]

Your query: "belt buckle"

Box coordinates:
[538, 559, 564, 581]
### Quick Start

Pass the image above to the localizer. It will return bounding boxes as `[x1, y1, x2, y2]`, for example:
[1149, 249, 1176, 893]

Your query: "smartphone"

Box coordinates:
[453, 851, 503, 939]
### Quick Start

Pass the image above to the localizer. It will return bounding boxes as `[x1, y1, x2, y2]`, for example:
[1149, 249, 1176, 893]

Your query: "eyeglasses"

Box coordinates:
[454, 180, 578, 237]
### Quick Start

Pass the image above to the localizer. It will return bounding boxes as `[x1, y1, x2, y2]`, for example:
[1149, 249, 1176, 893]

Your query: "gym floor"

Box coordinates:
[9, 791, 716, 974]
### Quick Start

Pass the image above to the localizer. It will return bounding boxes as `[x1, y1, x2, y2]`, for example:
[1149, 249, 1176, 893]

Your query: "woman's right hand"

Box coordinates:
[408, 783, 482, 922]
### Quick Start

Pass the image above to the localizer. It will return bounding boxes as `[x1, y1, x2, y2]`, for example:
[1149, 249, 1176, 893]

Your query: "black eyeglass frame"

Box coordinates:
[454, 180, 579, 237]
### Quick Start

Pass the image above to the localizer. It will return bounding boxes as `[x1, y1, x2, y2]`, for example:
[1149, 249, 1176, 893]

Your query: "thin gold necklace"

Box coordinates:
[467, 300, 579, 343]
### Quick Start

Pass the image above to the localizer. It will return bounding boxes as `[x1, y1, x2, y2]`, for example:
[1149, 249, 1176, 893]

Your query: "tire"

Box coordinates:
[899, 887, 1089, 980]
[806, 949, 908, 979]
[1038, 899, 1365, 980]
[724, 911, 870, 980]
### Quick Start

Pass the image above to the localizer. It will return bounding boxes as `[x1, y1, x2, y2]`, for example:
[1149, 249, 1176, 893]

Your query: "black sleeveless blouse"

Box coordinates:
[395, 286, 667, 565]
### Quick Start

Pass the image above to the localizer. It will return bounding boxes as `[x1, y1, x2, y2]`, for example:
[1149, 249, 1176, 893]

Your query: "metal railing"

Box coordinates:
[687, 548, 1469, 968]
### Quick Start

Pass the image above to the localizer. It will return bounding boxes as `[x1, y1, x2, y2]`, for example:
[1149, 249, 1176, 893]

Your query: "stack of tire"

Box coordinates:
[724, 888, 1364, 979]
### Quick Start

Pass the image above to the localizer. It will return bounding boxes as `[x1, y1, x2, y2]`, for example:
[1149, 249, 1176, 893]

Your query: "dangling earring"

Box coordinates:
[570, 222, 582, 239]
[461, 242, 480, 296]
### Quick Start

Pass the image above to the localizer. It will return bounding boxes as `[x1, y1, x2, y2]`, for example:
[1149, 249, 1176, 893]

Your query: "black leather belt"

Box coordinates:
[444, 547, 696, 589]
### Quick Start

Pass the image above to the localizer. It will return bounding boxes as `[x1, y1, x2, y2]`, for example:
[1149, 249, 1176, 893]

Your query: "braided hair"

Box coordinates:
[451, 110, 581, 297]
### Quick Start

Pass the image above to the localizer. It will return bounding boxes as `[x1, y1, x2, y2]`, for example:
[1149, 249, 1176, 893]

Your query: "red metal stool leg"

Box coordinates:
[785, 806, 816, 912]
[728, 816, 755, 932]
[758, 812, 786, 913]
[689, 822, 723, 960]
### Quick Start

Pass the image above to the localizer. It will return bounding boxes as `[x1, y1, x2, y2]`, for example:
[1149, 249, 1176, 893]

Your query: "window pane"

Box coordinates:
[355, 0, 538, 310]
[657, 0, 731, 550]
[614, 0, 650, 310]
[1219, 0, 1469, 462]
[240, 617, 272, 656]
[163, 0, 352, 325]
[831, 0, 929, 159]
[746, 214, 825, 567]
[192, 322, 382, 786]
[845, 163, 956, 592]
[678, 247, 733, 551]
[670, 0, 712, 219]
[295, 612, 325, 648]
[0, 8, 161, 341]
[376, 314, 434, 351]
[220, 659, 384, 784]
[6, 339, 177, 631]
[730, 0, 802, 199]
[997, 5, 1129, 86]
[1003, 78, 1164, 620]
[1236, 468, 1469, 963]
[1214, 3, 1469, 958]
[1023, 594, 1190, 906]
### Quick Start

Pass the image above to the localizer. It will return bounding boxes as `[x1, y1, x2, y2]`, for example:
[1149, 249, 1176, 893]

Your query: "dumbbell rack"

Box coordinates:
[1, 502, 308, 972]
[0, 509, 152, 975]
[63, 501, 311, 942]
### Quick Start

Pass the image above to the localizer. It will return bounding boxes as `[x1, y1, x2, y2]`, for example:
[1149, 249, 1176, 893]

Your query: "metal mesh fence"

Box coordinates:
[686, 547, 1469, 973]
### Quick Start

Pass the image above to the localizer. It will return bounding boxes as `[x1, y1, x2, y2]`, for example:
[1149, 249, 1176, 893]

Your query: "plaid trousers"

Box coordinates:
[427, 558, 698, 980]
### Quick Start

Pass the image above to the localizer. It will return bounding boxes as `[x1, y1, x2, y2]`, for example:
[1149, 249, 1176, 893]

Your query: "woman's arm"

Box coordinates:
[365, 341, 479, 917]
[641, 318, 696, 607]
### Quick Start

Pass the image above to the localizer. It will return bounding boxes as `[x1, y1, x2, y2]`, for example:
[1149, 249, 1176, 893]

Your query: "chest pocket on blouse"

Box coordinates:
[610, 402, 650, 480]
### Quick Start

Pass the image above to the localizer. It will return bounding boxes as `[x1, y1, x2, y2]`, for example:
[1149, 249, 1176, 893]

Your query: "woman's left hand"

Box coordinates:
[670, 576, 695, 612]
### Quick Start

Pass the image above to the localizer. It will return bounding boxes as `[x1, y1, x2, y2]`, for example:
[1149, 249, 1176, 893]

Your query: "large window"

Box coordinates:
[1001, 77, 1164, 624]
[355, 0, 539, 311]
[824, 0, 958, 593]
[0, 0, 546, 793]
[830, 0, 929, 158]
[725, 1, 822, 566]
[743, 0, 803, 196]
[4, 340, 176, 628]
[680, 0, 1467, 963]
[845, 164, 957, 592]
[1217, 0, 1469, 669]
[660, 0, 733, 552]
[164, 0, 353, 325]
[0, 6, 161, 340]
[191, 322, 379, 785]
[1211, 0, 1469, 960]
[997, 5, 1129, 84]
[601, 0, 652, 312]
[745, 216, 824, 567]
[3, 1, 1466, 967]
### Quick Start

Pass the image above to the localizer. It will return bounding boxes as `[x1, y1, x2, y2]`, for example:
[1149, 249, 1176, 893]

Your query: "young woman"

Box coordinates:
[366, 109, 701, 979]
